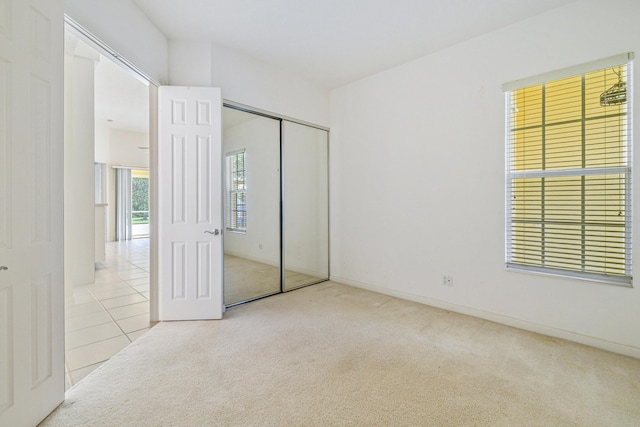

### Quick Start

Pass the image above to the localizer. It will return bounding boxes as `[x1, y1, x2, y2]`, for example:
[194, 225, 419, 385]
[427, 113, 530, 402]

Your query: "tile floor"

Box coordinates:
[64, 238, 154, 390]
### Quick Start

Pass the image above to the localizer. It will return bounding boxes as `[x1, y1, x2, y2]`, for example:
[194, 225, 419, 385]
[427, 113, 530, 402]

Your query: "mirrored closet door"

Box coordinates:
[223, 108, 281, 306]
[283, 121, 329, 290]
[222, 106, 329, 307]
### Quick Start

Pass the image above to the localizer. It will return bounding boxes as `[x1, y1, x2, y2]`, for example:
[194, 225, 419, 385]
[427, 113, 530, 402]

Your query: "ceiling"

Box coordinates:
[69, 32, 262, 136]
[66, 30, 150, 135]
[95, 56, 150, 134]
[133, 0, 576, 89]
[68, 0, 578, 136]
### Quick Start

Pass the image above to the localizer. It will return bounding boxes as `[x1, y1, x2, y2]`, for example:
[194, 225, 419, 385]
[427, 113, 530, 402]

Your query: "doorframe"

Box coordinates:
[64, 16, 160, 321]
[63, 17, 333, 320]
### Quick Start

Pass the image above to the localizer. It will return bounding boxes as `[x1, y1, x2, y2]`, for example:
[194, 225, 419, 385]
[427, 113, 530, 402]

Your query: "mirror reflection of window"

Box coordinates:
[225, 150, 247, 233]
[222, 106, 280, 306]
[221, 105, 329, 307]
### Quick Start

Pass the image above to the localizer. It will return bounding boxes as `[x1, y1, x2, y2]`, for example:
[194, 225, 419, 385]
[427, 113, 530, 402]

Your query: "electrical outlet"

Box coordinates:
[442, 275, 453, 287]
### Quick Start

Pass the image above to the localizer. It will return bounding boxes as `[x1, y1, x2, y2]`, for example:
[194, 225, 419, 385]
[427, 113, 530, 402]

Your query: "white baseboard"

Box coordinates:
[330, 275, 640, 359]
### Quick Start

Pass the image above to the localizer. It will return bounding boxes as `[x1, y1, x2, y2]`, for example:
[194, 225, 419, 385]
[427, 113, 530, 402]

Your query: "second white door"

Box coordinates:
[157, 86, 224, 321]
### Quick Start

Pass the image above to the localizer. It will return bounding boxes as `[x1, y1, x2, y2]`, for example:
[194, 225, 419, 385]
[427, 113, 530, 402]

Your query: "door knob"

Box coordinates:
[204, 229, 220, 236]
[0, 266, 7, 271]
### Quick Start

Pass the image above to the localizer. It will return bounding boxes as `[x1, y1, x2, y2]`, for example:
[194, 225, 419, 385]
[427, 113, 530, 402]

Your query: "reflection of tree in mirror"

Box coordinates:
[132, 177, 149, 224]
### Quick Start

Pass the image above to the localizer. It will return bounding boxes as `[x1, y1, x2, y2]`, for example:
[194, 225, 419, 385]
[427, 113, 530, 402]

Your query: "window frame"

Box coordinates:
[504, 54, 634, 286]
[225, 149, 247, 233]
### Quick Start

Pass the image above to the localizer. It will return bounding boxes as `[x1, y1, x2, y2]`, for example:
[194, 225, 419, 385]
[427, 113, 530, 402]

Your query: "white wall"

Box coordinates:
[169, 41, 330, 127]
[223, 116, 280, 266]
[94, 118, 110, 163]
[329, 0, 640, 357]
[168, 41, 212, 87]
[108, 129, 149, 168]
[64, 0, 168, 84]
[64, 54, 96, 291]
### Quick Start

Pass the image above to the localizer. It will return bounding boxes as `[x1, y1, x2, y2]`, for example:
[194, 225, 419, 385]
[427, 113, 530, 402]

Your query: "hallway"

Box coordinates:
[64, 238, 153, 389]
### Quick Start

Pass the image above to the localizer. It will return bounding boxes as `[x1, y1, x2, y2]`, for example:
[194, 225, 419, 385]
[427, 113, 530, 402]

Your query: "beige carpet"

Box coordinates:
[42, 282, 640, 426]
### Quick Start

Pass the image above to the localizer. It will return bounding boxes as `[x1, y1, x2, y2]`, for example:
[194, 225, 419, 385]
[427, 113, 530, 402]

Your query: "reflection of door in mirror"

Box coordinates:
[283, 121, 329, 291]
[223, 107, 281, 305]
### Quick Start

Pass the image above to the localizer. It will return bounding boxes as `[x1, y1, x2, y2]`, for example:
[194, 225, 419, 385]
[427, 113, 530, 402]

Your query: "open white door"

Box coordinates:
[0, 0, 65, 426]
[158, 87, 224, 320]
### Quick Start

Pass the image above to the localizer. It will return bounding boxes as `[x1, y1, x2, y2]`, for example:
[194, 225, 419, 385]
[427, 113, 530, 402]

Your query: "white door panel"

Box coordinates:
[158, 87, 224, 320]
[0, 0, 65, 425]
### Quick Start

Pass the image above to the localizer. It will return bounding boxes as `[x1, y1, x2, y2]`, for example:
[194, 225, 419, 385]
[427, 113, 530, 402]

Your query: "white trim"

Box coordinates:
[112, 165, 149, 170]
[149, 85, 160, 322]
[64, 15, 160, 86]
[330, 275, 640, 359]
[505, 93, 513, 267]
[625, 62, 634, 278]
[502, 52, 634, 92]
[224, 100, 330, 132]
[505, 264, 632, 287]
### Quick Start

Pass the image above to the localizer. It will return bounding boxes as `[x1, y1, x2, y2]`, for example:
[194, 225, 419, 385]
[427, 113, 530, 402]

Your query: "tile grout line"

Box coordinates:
[96, 249, 151, 338]
[87, 286, 134, 344]
[65, 239, 151, 388]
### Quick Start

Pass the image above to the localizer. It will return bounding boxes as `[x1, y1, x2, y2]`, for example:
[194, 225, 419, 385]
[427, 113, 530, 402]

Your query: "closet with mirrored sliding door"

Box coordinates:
[222, 105, 329, 307]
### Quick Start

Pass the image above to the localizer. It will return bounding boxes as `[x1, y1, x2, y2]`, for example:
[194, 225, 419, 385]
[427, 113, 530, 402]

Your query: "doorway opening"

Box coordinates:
[63, 22, 153, 390]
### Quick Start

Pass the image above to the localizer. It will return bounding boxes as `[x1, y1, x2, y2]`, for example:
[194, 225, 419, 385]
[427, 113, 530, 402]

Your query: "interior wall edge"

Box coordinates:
[330, 275, 640, 360]
[64, 0, 169, 84]
[208, 41, 330, 127]
[64, 16, 159, 87]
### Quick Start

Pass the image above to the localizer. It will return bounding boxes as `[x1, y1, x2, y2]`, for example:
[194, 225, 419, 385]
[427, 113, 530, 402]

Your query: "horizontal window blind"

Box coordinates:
[225, 150, 247, 232]
[505, 59, 633, 285]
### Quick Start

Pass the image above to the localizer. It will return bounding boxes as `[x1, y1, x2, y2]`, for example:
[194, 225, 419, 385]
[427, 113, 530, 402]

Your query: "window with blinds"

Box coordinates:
[225, 150, 247, 232]
[505, 57, 633, 285]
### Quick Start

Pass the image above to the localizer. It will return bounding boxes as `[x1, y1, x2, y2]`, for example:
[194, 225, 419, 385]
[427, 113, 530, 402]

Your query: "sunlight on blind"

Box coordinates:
[506, 62, 632, 285]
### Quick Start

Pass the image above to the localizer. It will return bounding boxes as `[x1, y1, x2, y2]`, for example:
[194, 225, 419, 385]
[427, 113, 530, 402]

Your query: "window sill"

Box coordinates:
[505, 264, 633, 288]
